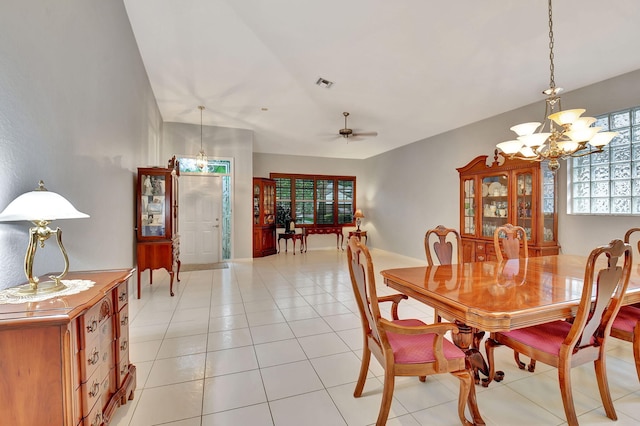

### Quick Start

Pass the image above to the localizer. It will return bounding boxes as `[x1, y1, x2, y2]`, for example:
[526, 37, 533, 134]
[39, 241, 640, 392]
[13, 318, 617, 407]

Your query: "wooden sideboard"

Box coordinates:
[0, 269, 136, 426]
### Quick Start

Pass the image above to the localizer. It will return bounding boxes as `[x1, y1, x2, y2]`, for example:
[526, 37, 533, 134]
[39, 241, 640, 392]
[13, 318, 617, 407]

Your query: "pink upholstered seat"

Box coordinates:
[347, 236, 484, 426]
[485, 239, 632, 426]
[388, 319, 467, 364]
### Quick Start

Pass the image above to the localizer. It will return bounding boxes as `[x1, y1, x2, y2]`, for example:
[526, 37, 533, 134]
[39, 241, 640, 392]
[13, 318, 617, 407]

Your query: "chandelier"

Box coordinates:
[196, 105, 208, 170]
[495, 0, 618, 172]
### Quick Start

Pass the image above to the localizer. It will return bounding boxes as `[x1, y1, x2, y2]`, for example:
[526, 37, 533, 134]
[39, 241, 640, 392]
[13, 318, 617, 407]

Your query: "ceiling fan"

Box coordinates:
[338, 112, 378, 139]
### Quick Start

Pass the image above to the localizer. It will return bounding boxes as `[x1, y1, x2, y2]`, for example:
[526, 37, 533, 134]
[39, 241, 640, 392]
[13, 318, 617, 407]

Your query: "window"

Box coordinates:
[271, 173, 356, 227]
[569, 107, 640, 215]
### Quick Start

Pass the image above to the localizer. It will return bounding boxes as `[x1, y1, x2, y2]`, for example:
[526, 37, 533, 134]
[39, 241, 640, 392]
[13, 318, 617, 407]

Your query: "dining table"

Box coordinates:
[381, 254, 640, 385]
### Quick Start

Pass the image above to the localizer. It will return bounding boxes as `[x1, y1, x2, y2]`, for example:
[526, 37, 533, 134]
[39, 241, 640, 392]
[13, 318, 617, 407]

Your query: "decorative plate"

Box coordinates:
[488, 182, 502, 196]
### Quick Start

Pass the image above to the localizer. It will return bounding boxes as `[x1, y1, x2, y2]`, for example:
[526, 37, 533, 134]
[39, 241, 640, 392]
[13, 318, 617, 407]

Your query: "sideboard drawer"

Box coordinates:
[115, 280, 129, 312]
[80, 296, 113, 350]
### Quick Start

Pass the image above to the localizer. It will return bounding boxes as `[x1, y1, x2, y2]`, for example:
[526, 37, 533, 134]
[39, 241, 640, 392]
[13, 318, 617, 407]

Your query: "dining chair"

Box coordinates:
[485, 239, 632, 426]
[493, 223, 534, 372]
[346, 236, 484, 426]
[493, 223, 528, 262]
[609, 227, 640, 382]
[425, 225, 462, 266]
[425, 225, 462, 322]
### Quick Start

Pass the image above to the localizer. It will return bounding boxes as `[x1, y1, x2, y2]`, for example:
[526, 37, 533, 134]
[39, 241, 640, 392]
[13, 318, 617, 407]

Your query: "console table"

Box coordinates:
[0, 269, 136, 425]
[348, 230, 367, 245]
[303, 226, 344, 251]
[278, 232, 304, 254]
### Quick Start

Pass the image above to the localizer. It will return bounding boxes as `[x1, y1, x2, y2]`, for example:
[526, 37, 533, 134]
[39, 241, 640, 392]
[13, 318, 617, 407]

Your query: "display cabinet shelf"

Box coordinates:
[136, 157, 181, 298]
[457, 152, 559, 262]
[253, 177, 277, 257]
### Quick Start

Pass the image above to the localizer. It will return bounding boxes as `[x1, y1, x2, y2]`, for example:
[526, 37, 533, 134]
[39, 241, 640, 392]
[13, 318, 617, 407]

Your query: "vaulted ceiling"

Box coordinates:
[123, 0, 640, 159]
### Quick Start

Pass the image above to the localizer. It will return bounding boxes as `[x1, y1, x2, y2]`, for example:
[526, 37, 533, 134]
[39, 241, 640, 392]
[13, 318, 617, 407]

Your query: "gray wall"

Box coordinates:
[0, 1, 159, 289]
[367, 69, 640, 259]
[163, 122, 254, 259]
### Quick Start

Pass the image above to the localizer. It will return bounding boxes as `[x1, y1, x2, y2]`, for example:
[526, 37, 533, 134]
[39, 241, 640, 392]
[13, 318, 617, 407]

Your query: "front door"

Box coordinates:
[179, 175, 222, 265]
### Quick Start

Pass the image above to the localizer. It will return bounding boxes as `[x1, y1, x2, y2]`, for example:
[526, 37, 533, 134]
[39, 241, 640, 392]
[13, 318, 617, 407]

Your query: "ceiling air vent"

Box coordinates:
[315, 77, 333, 89]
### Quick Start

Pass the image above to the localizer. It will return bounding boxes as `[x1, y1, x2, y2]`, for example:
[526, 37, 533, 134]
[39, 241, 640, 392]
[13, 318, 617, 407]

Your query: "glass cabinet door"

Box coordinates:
[140, 173, 167, 237]
[515, 172, 533, 241]
[462, 178, 475, 234]
[253, 184, 260, 225]
[481, 174, 508, 237]
[542, 167, 556, 242]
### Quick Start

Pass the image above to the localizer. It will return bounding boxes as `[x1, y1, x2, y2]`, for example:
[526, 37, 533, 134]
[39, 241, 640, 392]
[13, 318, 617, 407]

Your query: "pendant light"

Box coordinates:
[196, 105, 208, 171]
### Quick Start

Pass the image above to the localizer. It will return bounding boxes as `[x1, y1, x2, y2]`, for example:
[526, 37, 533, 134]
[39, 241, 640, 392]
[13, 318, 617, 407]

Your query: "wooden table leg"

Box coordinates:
[451, 321, 502, 385]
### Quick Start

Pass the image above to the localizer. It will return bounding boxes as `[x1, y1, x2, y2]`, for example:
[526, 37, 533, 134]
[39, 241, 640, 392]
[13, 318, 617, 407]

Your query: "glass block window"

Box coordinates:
[569, 107, 640, 215]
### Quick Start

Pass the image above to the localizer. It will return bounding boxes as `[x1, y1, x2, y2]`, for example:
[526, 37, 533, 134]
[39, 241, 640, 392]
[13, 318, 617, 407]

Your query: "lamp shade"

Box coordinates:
[353, 209, 365, 219]
[0, 182, 89, 222]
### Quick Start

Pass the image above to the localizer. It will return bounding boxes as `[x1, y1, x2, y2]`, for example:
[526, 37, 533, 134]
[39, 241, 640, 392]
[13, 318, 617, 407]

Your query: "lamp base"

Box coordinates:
[16, 278, 68, 295]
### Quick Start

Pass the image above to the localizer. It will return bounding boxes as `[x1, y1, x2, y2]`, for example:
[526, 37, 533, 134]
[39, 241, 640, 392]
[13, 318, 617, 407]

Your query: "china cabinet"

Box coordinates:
[253, 177, 277, 257]
[0, 269, 136, 426]
[136, 157, 180, 298]
[457, 152, 559, 262]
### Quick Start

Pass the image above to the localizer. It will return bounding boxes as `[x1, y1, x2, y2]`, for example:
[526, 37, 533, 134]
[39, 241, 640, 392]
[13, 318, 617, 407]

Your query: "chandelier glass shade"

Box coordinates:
[195, 105, 208, 170]
[495, 0, 618, 172]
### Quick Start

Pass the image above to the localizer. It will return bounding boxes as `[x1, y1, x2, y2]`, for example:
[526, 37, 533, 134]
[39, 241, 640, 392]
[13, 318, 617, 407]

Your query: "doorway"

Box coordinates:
[179, 175, 222, 265]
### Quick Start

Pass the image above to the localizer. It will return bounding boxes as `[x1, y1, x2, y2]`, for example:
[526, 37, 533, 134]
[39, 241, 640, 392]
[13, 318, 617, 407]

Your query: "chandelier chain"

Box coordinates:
[548, 0, 555, 90]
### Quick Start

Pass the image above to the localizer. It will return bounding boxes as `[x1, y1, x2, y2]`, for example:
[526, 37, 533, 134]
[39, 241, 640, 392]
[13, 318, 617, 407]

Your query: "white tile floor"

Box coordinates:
[111, 249, 640, 426]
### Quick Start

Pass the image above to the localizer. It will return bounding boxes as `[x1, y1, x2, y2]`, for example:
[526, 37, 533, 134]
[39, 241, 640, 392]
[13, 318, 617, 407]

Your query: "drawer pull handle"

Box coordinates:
[88, 349, 100, 365]
[121, 364, 128, 375]
[86, 319, 98, 333]
[477, 256, 485, 261]
[119, 291, 127, 301]
[120, 340, 128, 351]
[89, 381, 100, 397]
[120, 315, 128, 326]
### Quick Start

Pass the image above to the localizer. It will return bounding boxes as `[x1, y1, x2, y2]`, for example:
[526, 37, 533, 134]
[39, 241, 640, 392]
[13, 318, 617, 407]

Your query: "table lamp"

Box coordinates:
[0, 181, 89, 294]
[354, 209, 365, 231]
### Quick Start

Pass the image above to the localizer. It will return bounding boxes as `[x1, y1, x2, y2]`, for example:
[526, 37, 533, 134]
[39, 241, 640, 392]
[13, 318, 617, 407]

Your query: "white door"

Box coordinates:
[179, 175, 222, 265]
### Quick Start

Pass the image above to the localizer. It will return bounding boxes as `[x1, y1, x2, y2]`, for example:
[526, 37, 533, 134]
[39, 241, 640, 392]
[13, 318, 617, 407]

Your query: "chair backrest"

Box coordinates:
[347, 235, 384, 345]
[493, 223, 528, 262]
[624, 227, 640, 258]
[568, 239, 632, 350]
[425, 225, 462, 266]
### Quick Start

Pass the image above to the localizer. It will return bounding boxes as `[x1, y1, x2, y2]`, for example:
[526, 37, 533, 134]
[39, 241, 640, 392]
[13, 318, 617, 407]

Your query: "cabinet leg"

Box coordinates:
[169, 271, 175, 297]
[176, 259, 181, 282]
[149, 270, 153, 285]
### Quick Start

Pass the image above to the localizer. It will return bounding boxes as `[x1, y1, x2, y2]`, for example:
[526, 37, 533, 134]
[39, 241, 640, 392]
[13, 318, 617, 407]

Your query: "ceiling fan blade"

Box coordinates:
[351, 131, 378, 137]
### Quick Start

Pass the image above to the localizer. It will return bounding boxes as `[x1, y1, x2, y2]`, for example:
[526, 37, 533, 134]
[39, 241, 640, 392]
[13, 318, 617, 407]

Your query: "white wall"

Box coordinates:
[367, 69, 640, 259]
[162, 122, 254, 259]
[253, 153, 365, 249]
[0, 1, 160, 289]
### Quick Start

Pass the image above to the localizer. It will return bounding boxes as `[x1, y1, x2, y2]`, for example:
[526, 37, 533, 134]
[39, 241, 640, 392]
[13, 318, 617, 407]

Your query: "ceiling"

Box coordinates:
[123, 0, 640, 160]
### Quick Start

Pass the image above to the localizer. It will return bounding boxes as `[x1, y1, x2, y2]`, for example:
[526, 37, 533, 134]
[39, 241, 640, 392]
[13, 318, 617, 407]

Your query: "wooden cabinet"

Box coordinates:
[457, 153, 559, 262]
[0, 269, 136, 426]
[253, 177, 277, 257]
[136, 157, 180, 298]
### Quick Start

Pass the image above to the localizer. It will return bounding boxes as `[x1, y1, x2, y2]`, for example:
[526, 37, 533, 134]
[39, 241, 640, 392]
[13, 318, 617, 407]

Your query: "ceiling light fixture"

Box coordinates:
[495, 0, 618, 172]
[196, 105, 208, 171]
